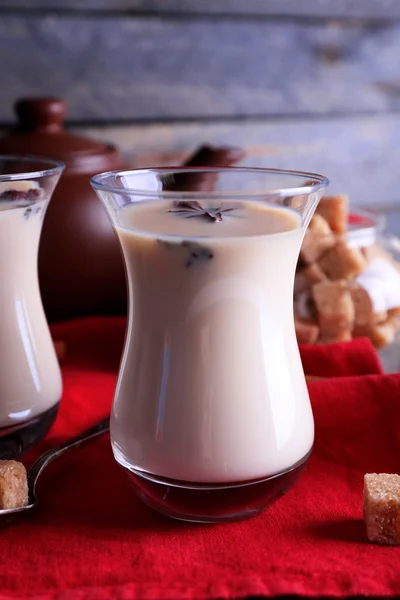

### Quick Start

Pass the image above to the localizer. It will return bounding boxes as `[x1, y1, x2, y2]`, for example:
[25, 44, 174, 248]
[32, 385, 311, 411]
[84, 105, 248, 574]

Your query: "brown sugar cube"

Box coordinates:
[295, 318, 319, 345]
[304, 263, 327, 285]
[295, 263, 326, 296]
[318, 241, 366, 281]
[300, 215, 337, 264]
[0, 460, 29, 509]
[364, 473, 400, 545]
[349, 283, 386, 329]
[376, 311, 390, 324]
[370, 320, 397, 349]
[318, 330, 352, 344]
[295, 263, 328, 299]
[354, 304, 400, 347]
[315, 194, 348, 234]
[388, 307, 400, 319]
[313, 280, 354, 339]
[301, 263, 327, 288]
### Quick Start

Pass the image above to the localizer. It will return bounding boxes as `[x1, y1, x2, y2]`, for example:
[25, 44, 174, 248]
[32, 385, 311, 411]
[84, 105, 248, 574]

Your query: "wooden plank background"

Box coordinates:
[1, 0, 400, 19]
[0, 13, 400, 123]
[76, 114, 400, 209]
[0, 1, 399, 210]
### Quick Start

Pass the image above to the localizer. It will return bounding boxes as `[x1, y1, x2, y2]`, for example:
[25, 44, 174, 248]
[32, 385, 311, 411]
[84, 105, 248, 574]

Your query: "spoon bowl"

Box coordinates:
[0, 417, 110, 518]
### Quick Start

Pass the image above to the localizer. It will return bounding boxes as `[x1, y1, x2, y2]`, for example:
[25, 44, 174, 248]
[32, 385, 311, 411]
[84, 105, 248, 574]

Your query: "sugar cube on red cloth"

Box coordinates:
[1, 317, 399, 600]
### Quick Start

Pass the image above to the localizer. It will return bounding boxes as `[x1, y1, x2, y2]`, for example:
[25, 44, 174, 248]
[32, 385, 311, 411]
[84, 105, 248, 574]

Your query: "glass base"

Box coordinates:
[0, 403, 59, 460]
[121, 450, 312, 523]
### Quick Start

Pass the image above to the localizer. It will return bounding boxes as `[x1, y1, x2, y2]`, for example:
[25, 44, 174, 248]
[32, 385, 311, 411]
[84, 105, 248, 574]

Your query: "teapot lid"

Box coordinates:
[0, 98, 122, 173]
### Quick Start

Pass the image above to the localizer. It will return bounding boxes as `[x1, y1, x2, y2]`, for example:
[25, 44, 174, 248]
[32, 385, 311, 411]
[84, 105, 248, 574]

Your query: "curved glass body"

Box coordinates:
[92, 167, 329, 522]
[0, 156, 64, 458]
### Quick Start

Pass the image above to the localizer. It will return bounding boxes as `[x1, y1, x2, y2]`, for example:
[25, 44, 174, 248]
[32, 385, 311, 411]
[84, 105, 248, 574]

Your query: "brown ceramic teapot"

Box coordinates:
[0, 97, 245, 321]
[0, 98, 126, 322]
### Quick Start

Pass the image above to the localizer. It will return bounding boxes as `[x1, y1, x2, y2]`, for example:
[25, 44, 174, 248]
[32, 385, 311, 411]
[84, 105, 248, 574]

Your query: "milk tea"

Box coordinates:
[0, 181, 61, 432]
[112, 199, 313, 484]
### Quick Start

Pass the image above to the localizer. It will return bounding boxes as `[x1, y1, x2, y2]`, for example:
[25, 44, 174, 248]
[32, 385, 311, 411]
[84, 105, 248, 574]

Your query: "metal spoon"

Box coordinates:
[0, 417, 110, 517]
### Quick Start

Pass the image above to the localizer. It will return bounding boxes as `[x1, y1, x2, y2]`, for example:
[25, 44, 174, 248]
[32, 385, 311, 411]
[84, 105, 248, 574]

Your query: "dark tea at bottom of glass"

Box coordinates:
[123, 450, 311, 523]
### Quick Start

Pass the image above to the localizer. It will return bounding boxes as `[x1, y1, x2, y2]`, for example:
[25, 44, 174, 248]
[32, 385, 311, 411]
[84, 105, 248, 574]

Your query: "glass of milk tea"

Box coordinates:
[91, 167, 329, 523]
[0, 155, 64, 459]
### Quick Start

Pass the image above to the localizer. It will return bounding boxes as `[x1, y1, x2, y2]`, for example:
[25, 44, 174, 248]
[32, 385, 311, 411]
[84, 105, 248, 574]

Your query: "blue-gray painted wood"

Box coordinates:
[1, 0, 400, 19]
[0, 15, 400, 123]
[76, 113, 400, 209]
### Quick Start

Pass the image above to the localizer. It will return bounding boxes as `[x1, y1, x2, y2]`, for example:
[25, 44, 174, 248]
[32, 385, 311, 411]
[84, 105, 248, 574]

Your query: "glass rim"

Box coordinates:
[91, 166, 329, 199]
[347, 207, 384, 248]
[0, 154, 65, 181]
[348, 206, 384, 231]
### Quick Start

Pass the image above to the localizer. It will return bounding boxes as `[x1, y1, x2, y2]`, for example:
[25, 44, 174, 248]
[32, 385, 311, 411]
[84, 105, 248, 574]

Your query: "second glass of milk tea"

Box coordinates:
[92, 167, 329, 523]
[0, 155, 64, 459]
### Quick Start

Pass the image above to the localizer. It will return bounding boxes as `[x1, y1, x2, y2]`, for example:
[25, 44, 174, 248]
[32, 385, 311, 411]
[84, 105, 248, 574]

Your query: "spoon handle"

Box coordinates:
[27, 417, 110, 501]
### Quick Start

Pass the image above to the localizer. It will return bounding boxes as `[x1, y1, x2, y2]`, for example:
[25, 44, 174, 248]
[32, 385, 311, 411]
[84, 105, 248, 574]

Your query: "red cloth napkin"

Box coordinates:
[2, 317, 400, 600]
